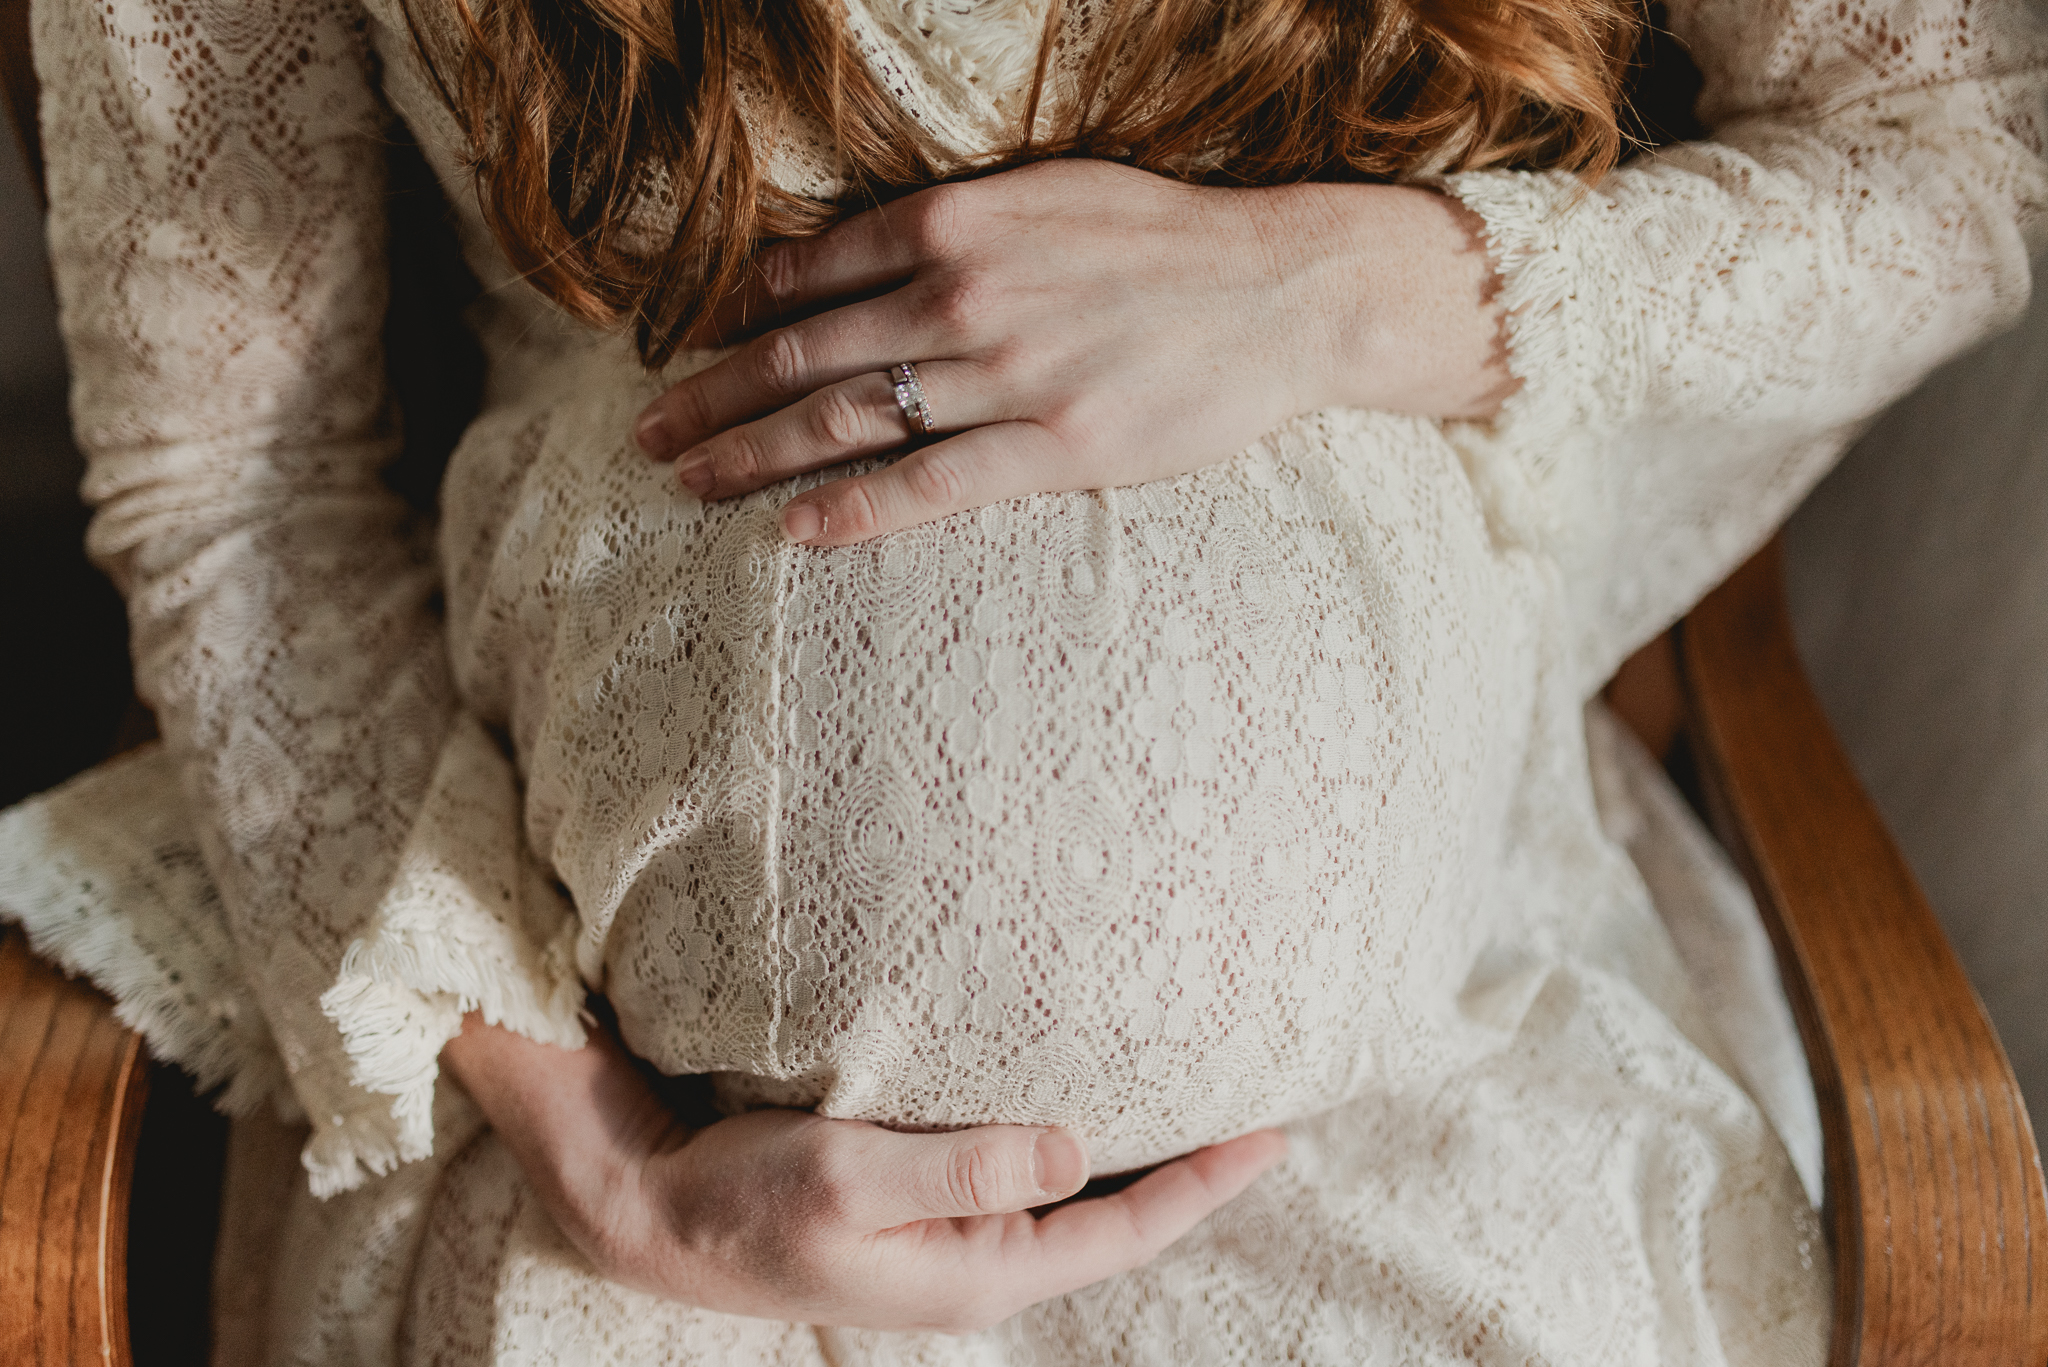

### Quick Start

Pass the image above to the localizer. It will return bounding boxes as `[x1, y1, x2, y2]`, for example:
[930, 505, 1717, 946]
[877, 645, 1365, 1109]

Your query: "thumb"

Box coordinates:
[860, 1125, 1091, 1226]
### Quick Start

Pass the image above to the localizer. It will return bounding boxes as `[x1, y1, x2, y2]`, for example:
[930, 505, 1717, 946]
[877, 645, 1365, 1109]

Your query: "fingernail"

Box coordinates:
[636, 412, 676, 460]
[676, 457, 714, 498]
[1032, 1129, 1088, 1198]
[782, 503, 824, 544]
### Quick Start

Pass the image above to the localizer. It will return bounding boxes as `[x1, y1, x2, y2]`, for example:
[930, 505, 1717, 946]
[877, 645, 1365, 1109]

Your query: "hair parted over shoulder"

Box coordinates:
[411, 0, 1639, 367]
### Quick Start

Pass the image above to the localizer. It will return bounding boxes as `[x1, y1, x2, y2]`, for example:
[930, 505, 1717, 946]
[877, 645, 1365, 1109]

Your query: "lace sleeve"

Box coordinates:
[1443, 0, 2048, 690]
[33, 0, 582, 1195]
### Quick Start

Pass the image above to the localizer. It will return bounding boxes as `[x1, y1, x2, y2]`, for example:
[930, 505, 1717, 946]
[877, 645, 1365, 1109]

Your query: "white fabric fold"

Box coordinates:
[1585, 706, 1825, 1208]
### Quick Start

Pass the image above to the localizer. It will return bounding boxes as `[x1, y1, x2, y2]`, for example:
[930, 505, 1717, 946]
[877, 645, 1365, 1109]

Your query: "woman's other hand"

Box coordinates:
[443, 1013, 1288, 1333]
[632, 160, 1513, 546]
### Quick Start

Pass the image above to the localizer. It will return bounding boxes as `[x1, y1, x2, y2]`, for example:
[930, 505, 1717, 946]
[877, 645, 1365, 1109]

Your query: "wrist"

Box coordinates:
[441, 1012, 675, 1262]
[1259, 182, 1515, 420]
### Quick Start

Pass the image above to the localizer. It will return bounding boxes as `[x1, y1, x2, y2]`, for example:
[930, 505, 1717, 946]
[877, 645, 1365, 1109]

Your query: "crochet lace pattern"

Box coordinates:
[4, 0, 2043, 1359]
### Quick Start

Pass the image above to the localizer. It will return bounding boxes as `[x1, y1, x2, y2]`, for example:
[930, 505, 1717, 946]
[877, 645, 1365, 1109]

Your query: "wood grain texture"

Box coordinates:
[0, 929, 145, 1367]
[1681, 538, 2048, 1367]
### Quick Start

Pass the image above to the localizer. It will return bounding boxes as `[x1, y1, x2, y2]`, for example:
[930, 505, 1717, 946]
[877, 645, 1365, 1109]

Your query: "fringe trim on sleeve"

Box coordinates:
[310, 712, 587, 1196]
[0, 743, 285, 1117]
[1434, 168, 1646, 556]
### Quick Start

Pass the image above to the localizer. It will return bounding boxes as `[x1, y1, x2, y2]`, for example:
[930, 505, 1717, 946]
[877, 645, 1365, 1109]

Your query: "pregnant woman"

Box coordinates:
[3, 0, 2044, 1361]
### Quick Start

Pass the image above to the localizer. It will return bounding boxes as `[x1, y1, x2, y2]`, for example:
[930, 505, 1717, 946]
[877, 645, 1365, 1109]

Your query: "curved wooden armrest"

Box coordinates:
[0, 928, 145, 1367]
[1678, 538, 2048, 1366]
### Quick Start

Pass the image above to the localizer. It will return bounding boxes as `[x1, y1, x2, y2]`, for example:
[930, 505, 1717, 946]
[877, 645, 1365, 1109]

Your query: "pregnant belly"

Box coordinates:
[464, 365, 1528, 1173]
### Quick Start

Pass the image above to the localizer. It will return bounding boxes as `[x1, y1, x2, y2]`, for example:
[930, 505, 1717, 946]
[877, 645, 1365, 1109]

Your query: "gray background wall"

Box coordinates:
[1787, 283, 2048, 1142]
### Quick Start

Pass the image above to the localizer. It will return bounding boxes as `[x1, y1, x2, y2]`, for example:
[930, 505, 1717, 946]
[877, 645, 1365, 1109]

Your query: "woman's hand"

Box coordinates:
[443, 1013, 1287, 1333]
[632, 159, 1512, 546]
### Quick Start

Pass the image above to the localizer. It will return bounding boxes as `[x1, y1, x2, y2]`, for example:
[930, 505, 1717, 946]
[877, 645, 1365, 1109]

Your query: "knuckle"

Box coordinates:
[1037, 397, 1097, 452]
[1116, 1195, 1155, 1254]
[828, 479, 885, 540]
[670, 382, 717, 439]
[981, 340, 1029, 384]
[945, 1144, 1007, 1215]
[905, 184, 969, 258]
[754, 241, 805, 306]
[928, 272, 994, 337]
[753, 328, 807, 397]
[905, 452, 970, 513]
[808, 386, 871, 450]
[719, 432, 767, 484]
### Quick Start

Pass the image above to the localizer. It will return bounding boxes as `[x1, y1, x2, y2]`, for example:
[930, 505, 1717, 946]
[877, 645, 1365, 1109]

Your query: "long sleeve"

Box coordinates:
[32, 0, 582, 1195]
[1443, 0, 2048, 692]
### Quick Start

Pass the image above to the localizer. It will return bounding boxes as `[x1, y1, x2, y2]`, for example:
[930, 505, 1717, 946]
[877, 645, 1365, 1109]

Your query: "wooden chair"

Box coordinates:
[1647, 546, 2047, 1364]
[4, 13, 2044, 1364]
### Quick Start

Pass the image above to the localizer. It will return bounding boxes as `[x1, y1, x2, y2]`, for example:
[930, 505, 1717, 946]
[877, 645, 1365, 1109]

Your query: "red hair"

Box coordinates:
[415, 0, 1639, 366]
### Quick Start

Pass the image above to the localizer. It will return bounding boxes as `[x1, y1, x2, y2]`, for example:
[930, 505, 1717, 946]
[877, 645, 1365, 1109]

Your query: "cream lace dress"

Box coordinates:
[5, 0, 2046, 1362]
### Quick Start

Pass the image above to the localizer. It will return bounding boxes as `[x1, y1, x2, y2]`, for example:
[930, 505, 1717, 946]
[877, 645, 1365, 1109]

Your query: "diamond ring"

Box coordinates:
[890, 362, 936, 436]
